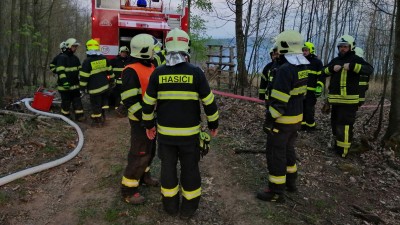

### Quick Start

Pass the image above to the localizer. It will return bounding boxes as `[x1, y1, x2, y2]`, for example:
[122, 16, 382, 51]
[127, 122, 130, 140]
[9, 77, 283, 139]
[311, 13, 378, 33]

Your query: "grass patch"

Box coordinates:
[0, 191, 10, 205]
[0, 114, 18, 125]
[43, 144, 58, 153]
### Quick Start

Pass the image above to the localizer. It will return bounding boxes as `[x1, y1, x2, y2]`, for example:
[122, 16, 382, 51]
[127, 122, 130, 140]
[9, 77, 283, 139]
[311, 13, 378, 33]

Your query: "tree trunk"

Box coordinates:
[5, 0, 18, 95]
[235, 0, 247, 95]
[18, 0, 29, 87]
[323, 0, 333, 65]
[0, 0, 6, 100]
[42, 0, 56, 87]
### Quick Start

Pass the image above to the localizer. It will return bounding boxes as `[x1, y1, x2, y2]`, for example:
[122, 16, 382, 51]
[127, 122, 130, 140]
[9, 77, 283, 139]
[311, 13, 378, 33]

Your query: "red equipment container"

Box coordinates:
[31, 87, 56, 112]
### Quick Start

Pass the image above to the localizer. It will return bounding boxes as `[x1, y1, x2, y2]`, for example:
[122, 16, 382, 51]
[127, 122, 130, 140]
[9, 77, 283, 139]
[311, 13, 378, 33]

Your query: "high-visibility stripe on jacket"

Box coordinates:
[259, 61, 278, 101]
[49, 53, 63, 74]
[142, 62, 219, 145]
[304, 55, 324, 92]
[323, 51, 373, 105]
[110, 55, 133, 85]
[153, 50, 166, 67]
[120, 60, 155, 121]
[55, 51, 81, 91]
[268, 58, 308, 125]
[79, 55, 114, 95]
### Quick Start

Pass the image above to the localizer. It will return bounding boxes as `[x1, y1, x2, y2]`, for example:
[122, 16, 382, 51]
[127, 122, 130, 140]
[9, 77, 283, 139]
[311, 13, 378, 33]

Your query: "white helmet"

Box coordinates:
[130, 34, 157, 59]
[165, 28, 190, 53]
[65, 38, 80, 48]
[275, 30, 304, 54]
[354, 47, 364, 58]
[119, 46, 130, 53]
[59, 41, 66, 50]
[337, 34, 355, 51]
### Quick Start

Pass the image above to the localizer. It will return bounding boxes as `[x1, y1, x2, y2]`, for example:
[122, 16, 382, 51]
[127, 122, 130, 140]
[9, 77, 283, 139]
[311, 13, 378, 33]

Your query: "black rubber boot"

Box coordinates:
[162, 195, 180, 216]
[256, 188, 285, 203]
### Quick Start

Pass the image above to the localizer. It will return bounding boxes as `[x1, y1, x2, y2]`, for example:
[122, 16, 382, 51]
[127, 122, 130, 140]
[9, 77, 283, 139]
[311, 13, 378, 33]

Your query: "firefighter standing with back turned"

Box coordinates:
[109, 46, 132, 110]
[259, 45, 279, 105]
[79, 39, 115, 127]
[322, 35, 373, 157]
[50, 41, 66, 74]
[301, 42, 324, 130]
[119, 34, 160, 205]
[55, 38, 85, 121]
[257, 30, 309, 203]
[142, 28, 219, 219]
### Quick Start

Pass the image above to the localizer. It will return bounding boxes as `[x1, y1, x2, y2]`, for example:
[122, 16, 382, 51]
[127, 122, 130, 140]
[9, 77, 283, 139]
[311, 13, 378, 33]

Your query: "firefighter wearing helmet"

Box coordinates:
[322, 35, 373, 157]
[142, 28, 219, 218]
[54, 38, 85, 121]
[354, 47, 371, 106]
[49, 41, 67, 74]
[79, 39, 115, 127]
[259, 45, 279, 104]
[119, 33, 160, 205]
[301, 41, 324, 130]
[152, 39, 166, 67]
[257, 30, 309, 203]
[109, 46, 132, 111]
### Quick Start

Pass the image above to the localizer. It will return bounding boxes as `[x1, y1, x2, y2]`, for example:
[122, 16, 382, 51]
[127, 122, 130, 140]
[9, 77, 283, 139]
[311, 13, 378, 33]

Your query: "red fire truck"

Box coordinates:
[91, 0, 189, 58]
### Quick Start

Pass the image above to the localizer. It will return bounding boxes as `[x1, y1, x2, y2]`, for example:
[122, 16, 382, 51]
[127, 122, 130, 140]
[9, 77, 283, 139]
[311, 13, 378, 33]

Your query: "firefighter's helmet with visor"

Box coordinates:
[337, 34, 355, 51]
[275, 30, 304, 54]
[119, 46, 130, 53]
[59, 41, 66, 50]
[165, 28, 190, 53]
[65, 38, 80, 48]
[354, 47, 364, 58]
[303, 42, 315, 54]
[86, 39, 100, 51]
[130, 34, 157, 59]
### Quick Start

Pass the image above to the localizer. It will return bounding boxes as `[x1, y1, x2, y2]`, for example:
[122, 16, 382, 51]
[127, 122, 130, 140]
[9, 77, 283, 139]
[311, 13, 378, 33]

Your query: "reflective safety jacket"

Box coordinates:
[323, 51, 373, 105]
[49, 53, 63, 74]
[110, 55, 133, 85]
[120, 59, 155, 121]
[259, 61, 278, 101]
[305, 54, 324, 93]
[268, 58, 309, 125]
[142, 62, 219, 145]
[55, 51, 81, 91]
[153, 50, 166, 67]
[80, 55, 114, 95]
[358, 58, 372, 104]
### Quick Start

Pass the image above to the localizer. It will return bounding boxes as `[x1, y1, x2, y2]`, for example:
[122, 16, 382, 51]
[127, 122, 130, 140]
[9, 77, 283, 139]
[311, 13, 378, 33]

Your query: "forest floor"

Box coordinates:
[0, 93, 399, 225]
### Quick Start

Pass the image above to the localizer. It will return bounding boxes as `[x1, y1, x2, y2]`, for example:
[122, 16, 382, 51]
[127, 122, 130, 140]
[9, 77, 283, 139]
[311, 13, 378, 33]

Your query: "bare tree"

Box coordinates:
[5, 0, 18, 95]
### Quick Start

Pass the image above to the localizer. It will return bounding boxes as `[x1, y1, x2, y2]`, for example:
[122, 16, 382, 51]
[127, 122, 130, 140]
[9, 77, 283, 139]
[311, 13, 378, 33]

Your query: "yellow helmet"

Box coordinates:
[130, 34, 157, 59]
[165, 28, 190, 53]
[303, 42, 315, 54]
[337, 34, 355, 51]
[275, 30, 304, 54]
[65, 38, 80, 48]
[86, 39, 100, 51]
[354, 47, 364, 58]
[119, 46, 130, 53]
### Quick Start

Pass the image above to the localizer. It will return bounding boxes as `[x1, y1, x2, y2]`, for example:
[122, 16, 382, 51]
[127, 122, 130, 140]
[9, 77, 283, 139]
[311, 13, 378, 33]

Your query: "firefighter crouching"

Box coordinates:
[79, 39, 115, 127]
[257, 30, 309, 203]
[55, 38, 85, 121]
[354, 47, 371, 106]
[259, 45, 279, 105]
[109, 46, 132, 110]
[142, 28, 219, 218]
[322, 35, 373, 158]
[119, 34, 160, 204]
[301, 42, 324, 130]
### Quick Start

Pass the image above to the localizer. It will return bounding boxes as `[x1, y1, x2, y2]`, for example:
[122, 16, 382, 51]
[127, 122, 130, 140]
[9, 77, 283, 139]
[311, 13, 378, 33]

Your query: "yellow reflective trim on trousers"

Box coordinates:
[161, 185, 179, 197]
[290, 85, 307, 95]
[91, 67, 109, 75]
[158, 91, 199, 100]
[340, 69, 347, 96]
[75, 110, 84, 114]
[143, 93, 157, 105]
[113, 67, 124, 72]
[142, 111, 154, 121]
[207, 111, 219, 122]
[157, 124, 200, 136]
[271, 89, 290, 103]
[354, 63, 362, 73]
[269, 175, 286, 185]
[269, 106, 282, 118]
[202, 92, 215, 106]
[102, 105, 109, 109]
[259, 89, 266, 94]
[61, 109, 70, 115]
[121, 176, 139, 187]
[287, 164, 297, 173]
[337, 140, 351, 148]
[65, 67, 79, 72]
[359, 81, 368, 85]
[88, 84, 109, 95]
[328, 94, 359, 104]
[91, 113, 102, 118]
[121, 88, 141, 100]
[275, 114, 303, 124]
[80, 71, 90, 77]
[128, 102, 142, 115]
[182, 187, 201, 200]
[343, 125, 350, 157]
[58, 85, 79, 91]
[56, 66, 66, 72]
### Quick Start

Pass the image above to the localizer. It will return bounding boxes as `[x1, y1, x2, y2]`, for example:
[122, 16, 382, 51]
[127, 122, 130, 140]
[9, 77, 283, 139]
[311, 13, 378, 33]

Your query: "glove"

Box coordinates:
[321, 100, 331, 115]
[315, 85, 323, 97]
[199, 131, 211, 158]
[263, 111, 275, 134]
[61, 82, 70, 90]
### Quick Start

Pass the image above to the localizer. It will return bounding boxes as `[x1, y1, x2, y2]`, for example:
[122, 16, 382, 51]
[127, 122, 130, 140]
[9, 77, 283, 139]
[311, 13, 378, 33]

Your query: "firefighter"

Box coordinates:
[55, 38, 85, 121]
[119, 34, 160, 205]
[322, 35, 373, 157]
[109, 46, 132, 110]
[354, 47, 371, 106]
[259, 45, 279, 104]
[301, 42, 324, 130]
[79, 39, 115, 127]
[49, 41, 66, 74]
[142, 28, 219, 218]
[152, 41, 166, 67]
[257, 30, 309, 202]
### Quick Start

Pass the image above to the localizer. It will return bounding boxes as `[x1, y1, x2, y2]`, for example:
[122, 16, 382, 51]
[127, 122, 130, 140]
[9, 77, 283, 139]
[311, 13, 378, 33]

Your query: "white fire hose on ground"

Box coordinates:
[0, 98, 84, 186]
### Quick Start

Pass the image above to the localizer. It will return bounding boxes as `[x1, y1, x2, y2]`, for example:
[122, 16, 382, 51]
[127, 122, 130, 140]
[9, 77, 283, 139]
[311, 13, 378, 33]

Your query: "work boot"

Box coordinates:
[124, 192, 145, 205]
[162, 195, 179, 216]
[256, 188, 285, 203]
[91, 117, 103, 128]
[75, 113, 86, 122]
[180, 208, 197, 220]
[141, 172, 159, 187]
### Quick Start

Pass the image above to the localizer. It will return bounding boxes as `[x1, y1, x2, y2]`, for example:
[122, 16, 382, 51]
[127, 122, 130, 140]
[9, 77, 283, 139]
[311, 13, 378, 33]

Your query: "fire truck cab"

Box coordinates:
[91, 0, 188, 58]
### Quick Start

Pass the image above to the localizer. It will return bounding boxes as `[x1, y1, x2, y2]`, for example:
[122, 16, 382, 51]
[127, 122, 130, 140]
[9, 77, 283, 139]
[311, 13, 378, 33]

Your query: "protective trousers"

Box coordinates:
[159, 143, 201, 215]
[266, 123, 300, 194]
[330, 104, 358, 157]
[121, 120, 156, 197]
[109, 84, 122, 109]
[89, 91, 109, 122]
[302, 91, 317, 128]
[59, 89, 84, 119]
